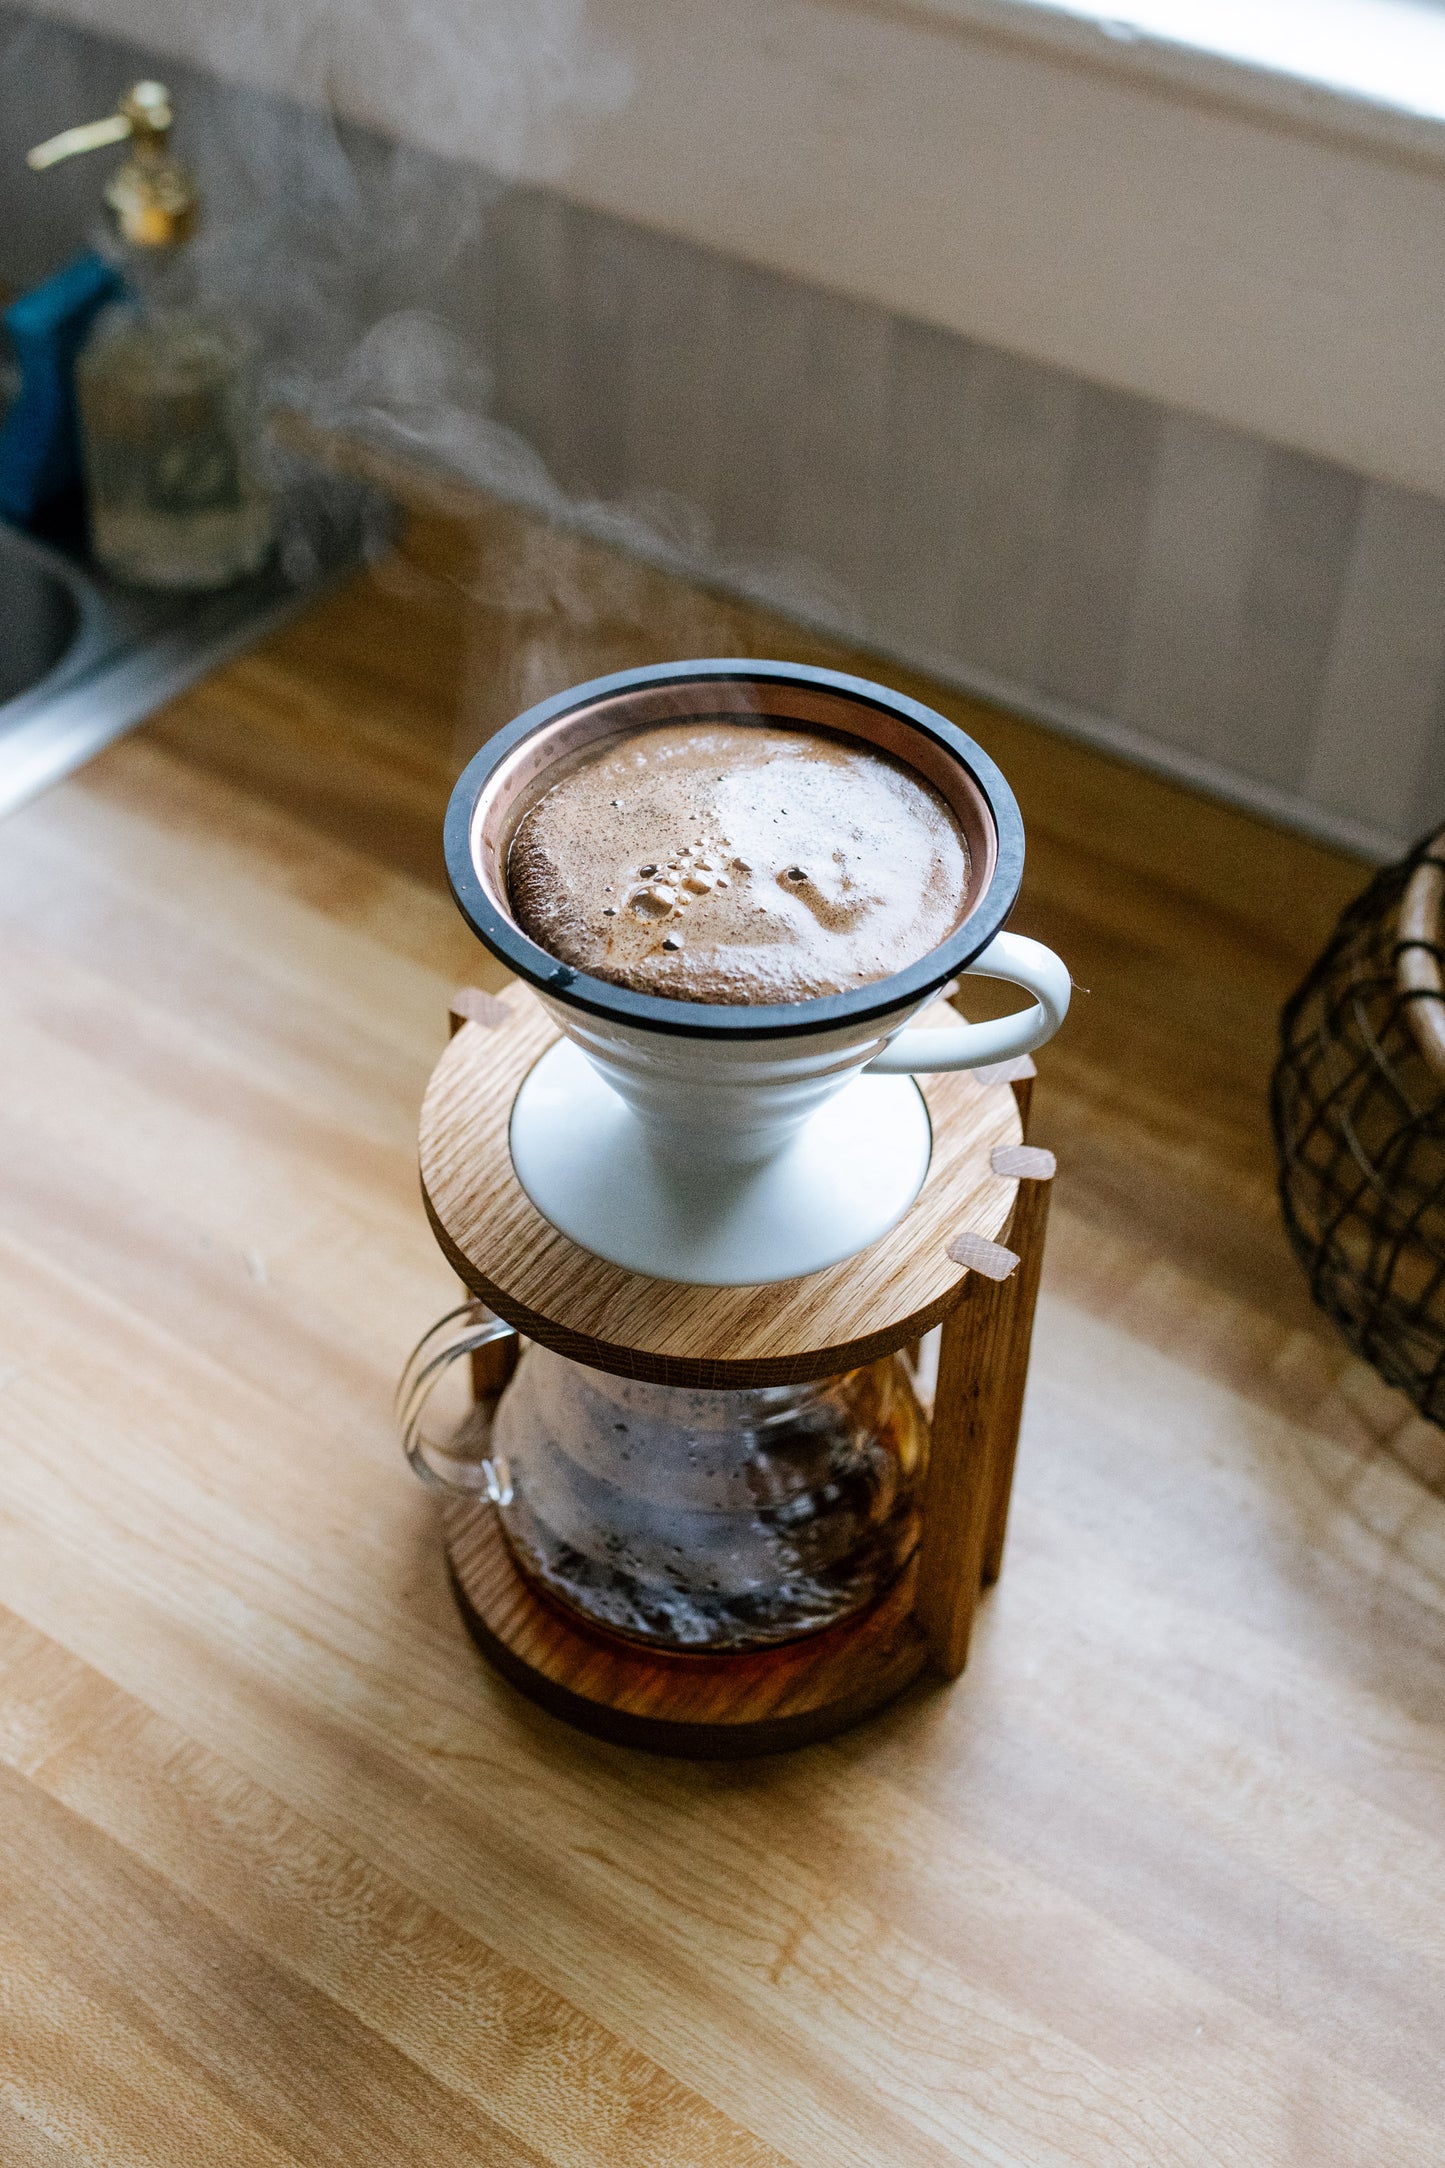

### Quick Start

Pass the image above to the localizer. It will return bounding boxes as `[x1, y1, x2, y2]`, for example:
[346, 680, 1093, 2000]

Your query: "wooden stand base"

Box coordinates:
[443, 1497, 931, 1757]
[420, 986, 1055, 1755]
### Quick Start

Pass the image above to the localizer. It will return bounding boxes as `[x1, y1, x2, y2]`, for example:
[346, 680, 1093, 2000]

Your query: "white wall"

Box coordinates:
[28, 0, 1445, 497]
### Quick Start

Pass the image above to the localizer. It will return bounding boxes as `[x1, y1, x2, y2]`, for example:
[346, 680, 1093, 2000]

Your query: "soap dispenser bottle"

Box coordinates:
[28, 81, 273, 590]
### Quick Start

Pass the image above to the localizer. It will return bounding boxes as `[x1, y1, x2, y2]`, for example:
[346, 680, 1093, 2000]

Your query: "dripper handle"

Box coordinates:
[866, 932, 1072, 1074]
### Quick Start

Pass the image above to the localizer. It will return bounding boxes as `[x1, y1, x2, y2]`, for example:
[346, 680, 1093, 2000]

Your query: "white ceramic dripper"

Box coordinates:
[445, 662, 1070, 1285]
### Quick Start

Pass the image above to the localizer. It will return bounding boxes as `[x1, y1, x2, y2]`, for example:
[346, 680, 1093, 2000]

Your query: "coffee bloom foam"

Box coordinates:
[507, 720, 971, 1004]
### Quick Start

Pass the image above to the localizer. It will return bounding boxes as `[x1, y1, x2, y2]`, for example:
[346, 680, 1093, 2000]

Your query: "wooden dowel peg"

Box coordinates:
[991, 1144, 1056, 1181]
[973, 1052, 1037, 1089]
[946, 1231, 1020, 1279]
[449, 986, 513, 1036]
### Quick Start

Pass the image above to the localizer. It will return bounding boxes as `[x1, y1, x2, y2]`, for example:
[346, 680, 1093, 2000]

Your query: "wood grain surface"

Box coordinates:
[420, 990, 1021, 1384]
[2, 475, 1444, 2165]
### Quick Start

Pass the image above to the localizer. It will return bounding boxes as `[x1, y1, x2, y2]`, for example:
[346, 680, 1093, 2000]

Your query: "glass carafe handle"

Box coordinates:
[396, 1299, 519, 1499]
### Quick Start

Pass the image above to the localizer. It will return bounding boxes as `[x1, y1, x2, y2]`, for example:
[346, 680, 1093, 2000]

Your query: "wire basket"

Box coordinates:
[1272, 829, 1445, 1441]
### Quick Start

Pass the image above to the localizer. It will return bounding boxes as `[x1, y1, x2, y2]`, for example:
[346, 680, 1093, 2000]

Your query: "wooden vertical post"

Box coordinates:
[913, 1267, 1020, 1677]
[913, 1063, 1052, 1674]
[981, 1173, 1050, 1585]
[469, 1330, 519, 1404]
[980, 1066, 1047, 1581]
[448, 988, 521, 1405]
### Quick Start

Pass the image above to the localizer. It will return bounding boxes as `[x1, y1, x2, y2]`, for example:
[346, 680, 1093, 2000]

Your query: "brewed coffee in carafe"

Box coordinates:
[405, 1309, 926, 1654]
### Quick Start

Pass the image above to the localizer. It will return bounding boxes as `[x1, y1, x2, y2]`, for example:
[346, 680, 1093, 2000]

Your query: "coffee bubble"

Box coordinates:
[630, 883, 677, 920]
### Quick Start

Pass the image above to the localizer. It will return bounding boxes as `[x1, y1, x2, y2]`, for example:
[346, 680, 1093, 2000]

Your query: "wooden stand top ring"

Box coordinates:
[420, 987, 1024, 1387]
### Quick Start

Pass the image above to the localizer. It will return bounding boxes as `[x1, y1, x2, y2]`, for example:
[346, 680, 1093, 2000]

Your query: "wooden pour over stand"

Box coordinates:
[419, 984, 1055, 1756]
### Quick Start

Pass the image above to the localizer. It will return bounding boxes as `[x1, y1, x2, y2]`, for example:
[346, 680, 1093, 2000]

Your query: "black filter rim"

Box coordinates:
[443, 659, 1025, 1041]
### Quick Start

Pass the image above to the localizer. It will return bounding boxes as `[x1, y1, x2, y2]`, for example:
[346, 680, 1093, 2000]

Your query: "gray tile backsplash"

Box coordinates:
[945, 344, 1079, 689]
[1116, 414, 1270, 771]
[874, 318, 978, 661]
[1034, 382, 1162, 719]
[1308, 485, 1445, 841]
[3, 2, 1441, 858]
[1227, 449, 1362, 794]
[777, 285, 892, 602]
[616, 223, 730, 528]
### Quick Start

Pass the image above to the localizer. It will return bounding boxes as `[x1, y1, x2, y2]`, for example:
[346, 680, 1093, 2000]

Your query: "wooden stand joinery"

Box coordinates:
[419, 985, 1055, 1755]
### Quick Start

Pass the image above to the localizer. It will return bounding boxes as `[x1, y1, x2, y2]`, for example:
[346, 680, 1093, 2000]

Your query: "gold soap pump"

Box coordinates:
[27, 81, 273, 590]
[29, 80, 198, 246]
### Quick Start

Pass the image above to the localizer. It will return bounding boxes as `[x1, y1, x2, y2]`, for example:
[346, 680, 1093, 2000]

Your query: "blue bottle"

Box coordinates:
[0, 250, 122, 531]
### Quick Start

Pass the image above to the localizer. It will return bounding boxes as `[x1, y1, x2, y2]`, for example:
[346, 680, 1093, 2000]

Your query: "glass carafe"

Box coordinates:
[400, 1303, 927, 1652]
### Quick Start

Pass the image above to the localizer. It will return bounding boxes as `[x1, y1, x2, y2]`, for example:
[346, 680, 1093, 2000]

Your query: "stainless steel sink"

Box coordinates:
[0, 471, 388, 815]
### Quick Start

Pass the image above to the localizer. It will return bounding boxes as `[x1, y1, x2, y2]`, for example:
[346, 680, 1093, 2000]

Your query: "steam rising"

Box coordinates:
[4, 0, 862, 740]
[12, 0, 631, 178]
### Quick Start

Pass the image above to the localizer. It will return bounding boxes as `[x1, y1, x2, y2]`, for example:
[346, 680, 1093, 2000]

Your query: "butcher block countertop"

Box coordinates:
[2, 479, 1443, 2168]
